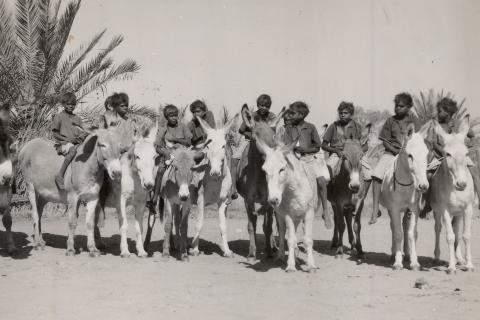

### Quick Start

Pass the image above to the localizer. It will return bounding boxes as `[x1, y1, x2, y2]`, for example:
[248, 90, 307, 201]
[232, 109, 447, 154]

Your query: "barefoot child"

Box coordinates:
[283, 101, 332, 227]
[369, 92, 417, 224]
[52, 92, 88, 190]
[187, 100, 216, 146]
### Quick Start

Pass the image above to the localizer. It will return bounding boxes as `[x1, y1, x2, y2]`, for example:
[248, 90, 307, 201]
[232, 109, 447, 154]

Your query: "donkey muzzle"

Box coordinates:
[455, 181, 467, 191]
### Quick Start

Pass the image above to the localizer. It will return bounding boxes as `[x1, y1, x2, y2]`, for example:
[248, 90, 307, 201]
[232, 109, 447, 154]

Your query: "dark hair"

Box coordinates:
[190, 100, 207, 113]
[0, 101, 11, 112]
[394, 92, 413, 108]
[256, 94, 272, 109]
[436, 97, 458, 115]
[61, 92, 77, 105]
[111, 92, 129, 109]
[337, 101, 354, 115]
[289, 101, 310, 117]
[104, 95, 114, 110]
[163, 104, 178, 117]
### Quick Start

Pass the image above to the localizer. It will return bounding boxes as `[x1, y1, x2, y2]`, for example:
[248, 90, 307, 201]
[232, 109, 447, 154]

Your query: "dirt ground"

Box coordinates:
[1, 207, 480, 320]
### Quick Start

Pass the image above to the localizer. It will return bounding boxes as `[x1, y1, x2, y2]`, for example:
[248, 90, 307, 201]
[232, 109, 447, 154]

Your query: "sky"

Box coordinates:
[67, 0, 480, 123]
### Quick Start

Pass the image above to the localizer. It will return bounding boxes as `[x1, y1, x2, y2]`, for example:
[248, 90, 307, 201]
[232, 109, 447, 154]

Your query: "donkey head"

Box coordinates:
[433, 115, 471, 191]
[132, 123, 158, 190]
[196, 113, 239, 176]
[167, 143, 197, 202]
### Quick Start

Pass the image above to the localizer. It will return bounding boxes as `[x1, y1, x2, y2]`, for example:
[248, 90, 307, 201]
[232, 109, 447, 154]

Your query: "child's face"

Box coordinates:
[437, 108, 450, 123]
[283, 111, 293, 125]
[338, 109, 353, 123]
[166, 112, 179, 126]
[291, 109, 305, 124]
[63, 101, 76, 114]
[115, 101, 128, 116]
[394, 102, 410, 117]
[192, 107, 206, 120]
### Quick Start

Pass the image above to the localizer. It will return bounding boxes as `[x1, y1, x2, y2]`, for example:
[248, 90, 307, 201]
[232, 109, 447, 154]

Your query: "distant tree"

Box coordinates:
[353, 106, 391, 128]
[0, 0, 140, 143]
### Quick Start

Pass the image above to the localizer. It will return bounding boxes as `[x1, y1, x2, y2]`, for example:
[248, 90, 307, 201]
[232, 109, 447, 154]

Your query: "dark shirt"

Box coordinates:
[379, 113, 418, 155]
[283, 121, 321, 154]
[432, 120, 475, 159]
[187, 111, 216, 146]
[155, 123, 193, 157]
[51, 110, 85, 145]
[322, 120, 362, 150]
[239, 110, 276, 140]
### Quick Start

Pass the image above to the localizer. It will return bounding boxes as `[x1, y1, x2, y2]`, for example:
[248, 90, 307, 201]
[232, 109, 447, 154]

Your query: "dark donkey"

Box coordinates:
[237, 104, 285, 261]
[328, 133, 369, 258]
[0, 102, 16, 254]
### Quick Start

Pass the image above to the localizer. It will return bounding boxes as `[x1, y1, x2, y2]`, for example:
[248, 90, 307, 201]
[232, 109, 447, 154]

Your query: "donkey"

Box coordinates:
[18, 129, 122, 256]
[95, 123, 158, 257]
[189, 114, 239, 257]
[328, 138, 369, 258]
[255, 134, 319, 272]
[380, 122, 431, 270]
[430, 116, 476, 273]
[237, 104, 285, 261]
[0, 107, 16, 254]
[161, 144, 200, 261]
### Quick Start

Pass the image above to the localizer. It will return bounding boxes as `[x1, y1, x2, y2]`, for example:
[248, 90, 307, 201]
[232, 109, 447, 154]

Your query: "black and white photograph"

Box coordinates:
[1, 0, 479, 319]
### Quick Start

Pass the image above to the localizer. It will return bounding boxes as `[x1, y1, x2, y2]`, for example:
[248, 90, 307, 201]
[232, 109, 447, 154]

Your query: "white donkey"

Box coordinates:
[255, 133, 319, 273]
[430, 116, 477, 273]
[189, 115, 239, 257]
[96, 123, 158, 257]
[380, 122, 431, 270]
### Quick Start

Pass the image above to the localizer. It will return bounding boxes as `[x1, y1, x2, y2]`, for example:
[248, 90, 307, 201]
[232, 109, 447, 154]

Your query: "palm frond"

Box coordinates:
[0, 0, 18, 57]
[52, 29, 106, 92]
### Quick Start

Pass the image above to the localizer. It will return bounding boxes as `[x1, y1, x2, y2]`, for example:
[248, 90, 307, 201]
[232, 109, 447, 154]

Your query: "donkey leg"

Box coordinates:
[403, 212, 410, 262]
[218, 199, 233, 257]
[85, 199, 101, 257]
[433, 211, 442, 263]
[407, 210, 420, 270]
[179, 205, 190, 262]
[285, 215, 297, 273]
[442, 210, 457, 274]
[391, 210, 403, 270]
[66, 195, 79, 256]
[162, 199, 173, 259]
[263, 206, 275, 259]
[463, 205, 474, 271]
[304, 209, 317, 272]
[274, 212, 286, 264]
[331, 203, 339, 249]
[93, 203, 106, 251]
[27, 183, 43, 249]
[345, 206, 355, 254]
[245, 200, 257, 262]
[353, 207, 364, 258]
[116, 195, 130, 258]
[133, 200, 148, 258]
[335, 206, 346, 257]
[2, 208, 16, 254]
[453, 216, 466, 266]
[190, 188, 204, 256]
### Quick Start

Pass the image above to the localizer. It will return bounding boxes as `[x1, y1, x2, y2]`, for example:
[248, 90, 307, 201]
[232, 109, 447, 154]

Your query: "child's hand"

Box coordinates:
[294, 146, 305, 155]
[336, 150, 345, 158]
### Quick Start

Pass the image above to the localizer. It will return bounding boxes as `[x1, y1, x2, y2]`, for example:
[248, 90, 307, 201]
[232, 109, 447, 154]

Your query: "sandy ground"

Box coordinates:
[1, 210, 480, 320]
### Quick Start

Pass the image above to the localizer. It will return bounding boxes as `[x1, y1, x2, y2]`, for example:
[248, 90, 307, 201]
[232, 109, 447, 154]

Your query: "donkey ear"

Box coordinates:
[144, 123, 158, 144]
[241, 104, 254, 129]
[280, 139, 298, 155]
[458, 114, 470, 138]
[197, 116, 213, 134]
[267, 106, 287, 129]
[223, 113, 239, 133]
[274, 125, 286, 145]
[432, 120, 450, 143]
[360, 123, 372, 145]
[254, 132, 272, 156]
[405, 122, 416, 140]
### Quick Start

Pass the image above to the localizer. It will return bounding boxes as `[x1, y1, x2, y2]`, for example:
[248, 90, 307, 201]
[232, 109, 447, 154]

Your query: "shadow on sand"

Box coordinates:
[0, 230, 34, 259]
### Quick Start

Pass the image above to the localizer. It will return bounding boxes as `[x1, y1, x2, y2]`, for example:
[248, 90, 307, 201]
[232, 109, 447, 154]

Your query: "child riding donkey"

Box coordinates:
[321, 101, 371, 255]
[420, 97, 480, 218]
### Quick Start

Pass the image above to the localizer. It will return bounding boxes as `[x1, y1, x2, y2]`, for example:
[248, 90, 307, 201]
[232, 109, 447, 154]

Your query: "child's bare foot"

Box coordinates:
[369, 210, 381, 225]
[322, 210, 334, 230]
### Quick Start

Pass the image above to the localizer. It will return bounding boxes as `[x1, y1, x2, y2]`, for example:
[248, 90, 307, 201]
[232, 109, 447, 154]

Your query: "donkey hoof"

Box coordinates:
[188, 248, 201, 256]
[351, 248, 358, 256]
[307, 266, 318, 273]
[96, 242, 107, 251]
[392, 264, 403, 271]
[456, 259, 467, 266]
[466, 266, 475, 272]
[446, 268, 456, 275]
[181, 254, 190, 262]
[411, 264, 420, 271]
[223, 251, 234, 258]
[65, 249, 75, 256]
[285, 266, 296, 273]
[247, 256, 257, 263]
[161, 253, 170, 260]
[137, 251, 148, 258]
[121, 252, 131, 258]
[89, 250, 101, 258]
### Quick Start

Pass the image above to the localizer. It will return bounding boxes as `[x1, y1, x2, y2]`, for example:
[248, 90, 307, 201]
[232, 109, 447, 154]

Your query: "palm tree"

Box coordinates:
[0, 0, 140, 143]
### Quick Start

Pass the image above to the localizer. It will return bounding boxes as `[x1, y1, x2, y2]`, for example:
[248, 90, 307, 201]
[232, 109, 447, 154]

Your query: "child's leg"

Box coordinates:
[317, 176, 333, 229]
[419, 171, 433, 218]
[55, 145, 77, 190]
[150, 164, 166, 212]
[369, 177, 382, 225]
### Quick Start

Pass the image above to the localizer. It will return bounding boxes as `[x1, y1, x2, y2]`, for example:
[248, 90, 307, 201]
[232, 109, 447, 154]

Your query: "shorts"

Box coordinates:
[372, 153, 396, 180]
[300, 153, 330, 182]
[55, 143, 74, 156]
[326, 153, 372, 181]
[232, 138, 249, 159]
